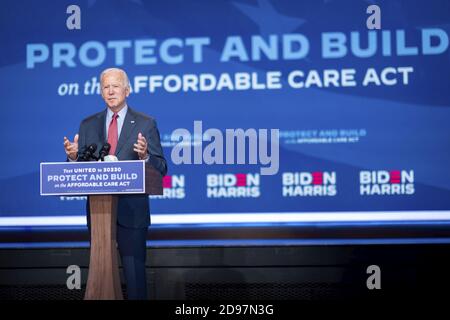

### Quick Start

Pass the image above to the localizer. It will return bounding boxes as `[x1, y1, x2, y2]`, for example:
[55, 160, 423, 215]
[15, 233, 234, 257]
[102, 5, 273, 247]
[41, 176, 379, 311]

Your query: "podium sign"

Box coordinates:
[40, 160, 146, 195]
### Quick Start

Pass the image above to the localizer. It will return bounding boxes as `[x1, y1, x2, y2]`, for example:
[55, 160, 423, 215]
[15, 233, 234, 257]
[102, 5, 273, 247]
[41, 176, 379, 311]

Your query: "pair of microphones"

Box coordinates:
[79, 143, 112, 162]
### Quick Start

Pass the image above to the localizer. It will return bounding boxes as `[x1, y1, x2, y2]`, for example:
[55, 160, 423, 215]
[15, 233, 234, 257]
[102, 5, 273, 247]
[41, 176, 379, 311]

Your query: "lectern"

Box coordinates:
[84, 165, 162, 300]
[40, 160, 163, 300]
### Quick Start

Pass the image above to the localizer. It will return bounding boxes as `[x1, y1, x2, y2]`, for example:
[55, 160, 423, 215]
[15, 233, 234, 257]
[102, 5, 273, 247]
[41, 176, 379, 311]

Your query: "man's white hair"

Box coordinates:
[100, 67, 130, 89]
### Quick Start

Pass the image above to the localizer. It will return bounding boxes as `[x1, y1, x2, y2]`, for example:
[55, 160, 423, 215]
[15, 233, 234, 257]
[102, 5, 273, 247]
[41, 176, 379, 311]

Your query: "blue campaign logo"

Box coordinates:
[40, 161, 145, 195]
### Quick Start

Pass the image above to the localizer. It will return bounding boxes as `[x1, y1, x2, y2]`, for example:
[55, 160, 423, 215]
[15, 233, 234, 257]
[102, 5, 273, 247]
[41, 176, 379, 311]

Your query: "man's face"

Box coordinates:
[101, 71, 130, 111]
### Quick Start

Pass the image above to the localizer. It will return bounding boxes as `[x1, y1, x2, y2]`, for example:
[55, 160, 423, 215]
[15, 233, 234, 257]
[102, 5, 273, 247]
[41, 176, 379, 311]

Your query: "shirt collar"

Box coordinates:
[107, 104, 128, 119]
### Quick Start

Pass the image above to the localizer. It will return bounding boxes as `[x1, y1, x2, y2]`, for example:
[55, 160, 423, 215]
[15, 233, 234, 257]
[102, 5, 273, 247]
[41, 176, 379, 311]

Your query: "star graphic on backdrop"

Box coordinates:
[232, 0, 306, 36]
[324, 0, 378, 4]
[88, 0, 143, 8]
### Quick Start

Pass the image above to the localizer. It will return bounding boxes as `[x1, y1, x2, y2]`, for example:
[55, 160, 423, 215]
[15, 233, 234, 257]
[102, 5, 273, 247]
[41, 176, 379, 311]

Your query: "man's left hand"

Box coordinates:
[134, 132, 149, 160]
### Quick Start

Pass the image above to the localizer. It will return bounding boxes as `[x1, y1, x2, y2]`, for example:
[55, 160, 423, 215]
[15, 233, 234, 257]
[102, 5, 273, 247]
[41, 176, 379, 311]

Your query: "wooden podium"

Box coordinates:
[84, 164, 163, 300]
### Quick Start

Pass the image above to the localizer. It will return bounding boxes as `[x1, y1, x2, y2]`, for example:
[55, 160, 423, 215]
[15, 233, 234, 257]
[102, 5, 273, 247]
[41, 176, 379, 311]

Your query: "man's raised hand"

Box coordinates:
[134, 132, 149, 160]
[64, 134, 79, 161]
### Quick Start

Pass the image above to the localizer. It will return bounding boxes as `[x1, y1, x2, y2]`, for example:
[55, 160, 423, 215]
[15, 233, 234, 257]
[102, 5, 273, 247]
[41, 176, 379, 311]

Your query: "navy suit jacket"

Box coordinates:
[77, 106, 167, 228]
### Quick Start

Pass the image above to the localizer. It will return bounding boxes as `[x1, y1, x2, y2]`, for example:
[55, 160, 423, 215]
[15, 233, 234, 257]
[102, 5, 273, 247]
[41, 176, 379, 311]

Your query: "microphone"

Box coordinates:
[98, 143, 111, 161]
[79, 143, 97, 161]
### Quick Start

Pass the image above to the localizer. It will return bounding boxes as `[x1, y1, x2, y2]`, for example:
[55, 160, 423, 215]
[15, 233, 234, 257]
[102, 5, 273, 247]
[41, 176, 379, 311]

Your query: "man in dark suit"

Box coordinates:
[63, 68, 167, 299]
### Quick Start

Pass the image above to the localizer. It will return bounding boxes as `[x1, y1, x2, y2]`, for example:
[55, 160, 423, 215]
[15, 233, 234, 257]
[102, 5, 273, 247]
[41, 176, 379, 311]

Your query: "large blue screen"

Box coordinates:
[0, 0, 449, 231]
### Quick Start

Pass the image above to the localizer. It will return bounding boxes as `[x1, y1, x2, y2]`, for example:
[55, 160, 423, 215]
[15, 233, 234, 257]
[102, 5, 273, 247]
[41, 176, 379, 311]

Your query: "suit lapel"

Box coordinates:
[97, 110, 107, 144]
[115, 107, 136, 157]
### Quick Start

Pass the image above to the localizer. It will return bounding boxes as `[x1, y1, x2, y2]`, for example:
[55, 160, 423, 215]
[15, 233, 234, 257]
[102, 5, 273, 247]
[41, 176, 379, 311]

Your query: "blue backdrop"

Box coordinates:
[0, 0, 449, 228]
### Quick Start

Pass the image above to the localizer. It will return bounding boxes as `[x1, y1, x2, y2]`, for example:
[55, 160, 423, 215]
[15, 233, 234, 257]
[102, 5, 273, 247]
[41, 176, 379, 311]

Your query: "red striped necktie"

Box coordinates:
[108, 113, 119, 155]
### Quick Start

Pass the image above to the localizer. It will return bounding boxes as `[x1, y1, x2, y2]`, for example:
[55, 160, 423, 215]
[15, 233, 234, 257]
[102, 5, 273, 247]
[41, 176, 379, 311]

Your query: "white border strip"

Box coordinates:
[0, 211, 450, 227]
